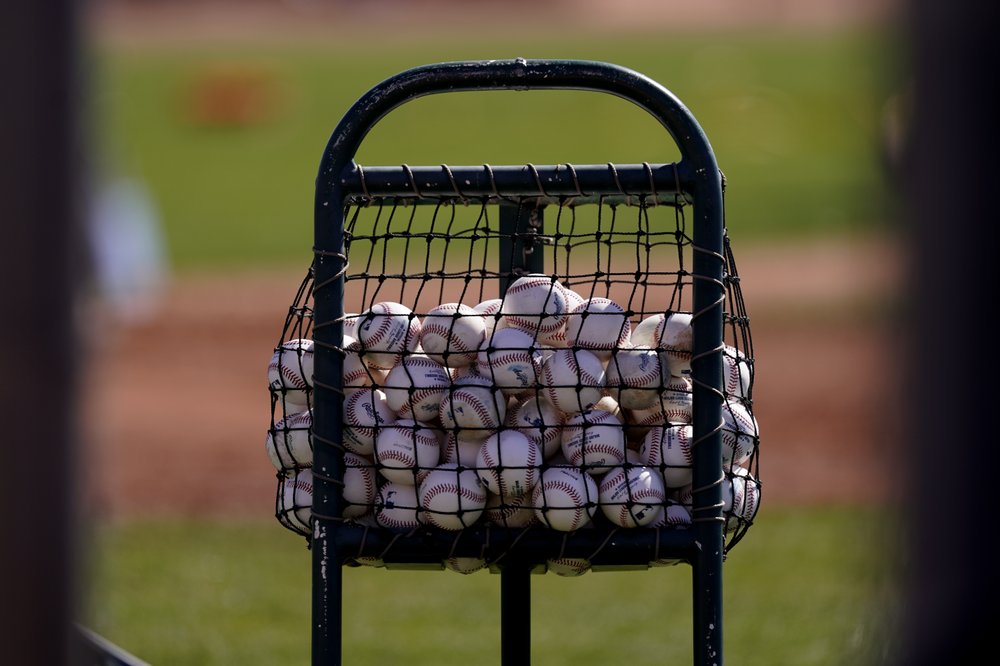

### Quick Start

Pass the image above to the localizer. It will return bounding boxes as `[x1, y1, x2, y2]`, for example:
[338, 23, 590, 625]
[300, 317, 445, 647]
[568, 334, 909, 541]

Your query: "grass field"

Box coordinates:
[92, 28, 899, 271]
[83, 506, 899, 666]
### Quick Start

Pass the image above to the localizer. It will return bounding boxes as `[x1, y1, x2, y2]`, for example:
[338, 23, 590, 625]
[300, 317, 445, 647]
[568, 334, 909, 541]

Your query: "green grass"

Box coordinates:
[82, 505, 900, 665]
[90, 28, 901, 271]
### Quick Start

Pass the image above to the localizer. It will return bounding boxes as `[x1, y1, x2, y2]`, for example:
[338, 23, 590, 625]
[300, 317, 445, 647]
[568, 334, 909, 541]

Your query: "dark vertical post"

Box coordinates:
[688, 168, 727, 665]
[498, 202, 544, 666]
[894, 1, 1000, 663]
[0, 1, 83, 664]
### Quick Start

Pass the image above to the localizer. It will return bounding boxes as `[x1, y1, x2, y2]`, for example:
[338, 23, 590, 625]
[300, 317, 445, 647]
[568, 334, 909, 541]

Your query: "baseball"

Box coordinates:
[419, 303, 487, 368]
[723, 466, 761, 533]
[445, 557, 488, 574]
[541, 348, 606, 415]
[342, 312, 360, 339]
[381, 354, 452, 421]
[418, 462, 488, 530]
[476, 327, 543, 396]
[624, 373, 693, 443]
[441, 432, 484, 467]
[439, 373, 506, 441]
[476, 430, 543, 498]
[605, 345, 666, 410]
[546, 558, 590, 577]
[531, 466, 598, 532]
[537, 286, 585, 348]
[722, 344, 752, 400]
[265, 408, 313, 471]
[278, 468, 313, 534]
[639, 424, 693, 489]
[341, 451, 377, 519]
[721, 399, 759, 465]
[564, 297, 631, 361]
[267, 338, 314, 409]
[357, 301, 422, 370]
[560, 408, 627, 476]
[598, 464, 667, 528]
[506, 395, 564, 459]
[500, 274, 568, 338]
[343, 334, 386, 395]
[374, 481, 422, 531]
[484, 491, 538, 528]
[342, 387, 395, 456]
[472, 298, 504, 336]
[373, 419, 441, 486]
[592, 395, 623, 420]
[631, 312, 693, 376]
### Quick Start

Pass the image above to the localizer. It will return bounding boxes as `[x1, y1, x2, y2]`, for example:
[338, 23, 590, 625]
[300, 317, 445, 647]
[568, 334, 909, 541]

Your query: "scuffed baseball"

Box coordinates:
[506, 395, 564, 459]
[419, 303, 487, 368]
[484, 491, 538, 528]
[418, 462, 487, 530]
[532, 466, 598, 532]
[546, 558, 590, 577]
[342, 388, 395, 456]
[438, 373, 506, 441]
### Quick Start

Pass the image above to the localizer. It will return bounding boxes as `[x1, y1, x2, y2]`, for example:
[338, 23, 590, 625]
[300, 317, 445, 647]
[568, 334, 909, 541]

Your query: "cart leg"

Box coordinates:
[501, 567, 532, 666]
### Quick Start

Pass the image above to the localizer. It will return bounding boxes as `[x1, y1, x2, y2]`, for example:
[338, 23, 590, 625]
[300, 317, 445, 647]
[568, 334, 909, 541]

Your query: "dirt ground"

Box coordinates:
[78, 232, 904, 521]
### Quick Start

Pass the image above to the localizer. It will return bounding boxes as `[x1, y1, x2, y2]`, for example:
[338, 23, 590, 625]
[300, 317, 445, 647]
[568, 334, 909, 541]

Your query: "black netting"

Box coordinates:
[265, 166, 759, 572]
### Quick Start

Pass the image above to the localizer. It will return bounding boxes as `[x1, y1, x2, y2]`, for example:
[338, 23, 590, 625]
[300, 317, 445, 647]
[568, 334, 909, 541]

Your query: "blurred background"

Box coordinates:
[74, 0, 904, 663]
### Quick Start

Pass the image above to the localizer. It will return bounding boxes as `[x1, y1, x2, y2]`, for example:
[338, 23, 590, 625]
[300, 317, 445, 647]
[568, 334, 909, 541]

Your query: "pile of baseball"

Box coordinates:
[266, 274, 760, 547]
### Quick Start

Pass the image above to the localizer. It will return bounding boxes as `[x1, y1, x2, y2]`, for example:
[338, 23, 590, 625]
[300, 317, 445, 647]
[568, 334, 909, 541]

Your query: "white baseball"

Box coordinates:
[560, 409, 627, 475]
[541, 348, 606, 416]
[441, 432, 484, 467]
[546, 558, 590, 577]
[605, 345, 666, 410]
[476, 430, 542, 498]
[598, 465, 666, 528]
[507, 396, 564, 459]
[342, 387, 395, 456]
[419, 303, 487, 368]
[721, 399, 758, 465]
[278, 468, 313, 534]
[632, 312, 693, 376]
[536, 286, 585, 348]
[476, 327, 543, 396]
[445, 557, 488, 574]
[343, 334, 386, 395]
[418, 462, 487, 530]
[639, 424, 693, 489]
[381, 354, 452, 421]
[531, 466, 598, 532]
[342, 451, 377, 519]
[267, 338, 314, 409]
[722, 344, 752, 400]
[342, 312, 360, 339]
[565, 297, 631, 361]
[723, 466, 761, 533]
[624, 374, 693, 443]
[484, 491, 538, 527]
[649, 501, 692, 566]
[472, 298, 504, 336]
[438, 373, 506, 441]
[374, 481, 421, 531]
[357, 301, 422, 370]
[373, 419, 441, 486]
[265, 408, 313, 471]
[500, 274, 568, 338]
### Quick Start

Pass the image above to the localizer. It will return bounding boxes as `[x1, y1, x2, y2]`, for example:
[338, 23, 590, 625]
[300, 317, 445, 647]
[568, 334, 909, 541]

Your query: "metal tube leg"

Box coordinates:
[501, 567, 531, 666]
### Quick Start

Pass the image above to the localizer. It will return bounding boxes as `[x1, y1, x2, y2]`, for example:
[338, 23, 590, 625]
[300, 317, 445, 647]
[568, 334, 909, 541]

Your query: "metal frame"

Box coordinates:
[310, 59, 726, 665]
